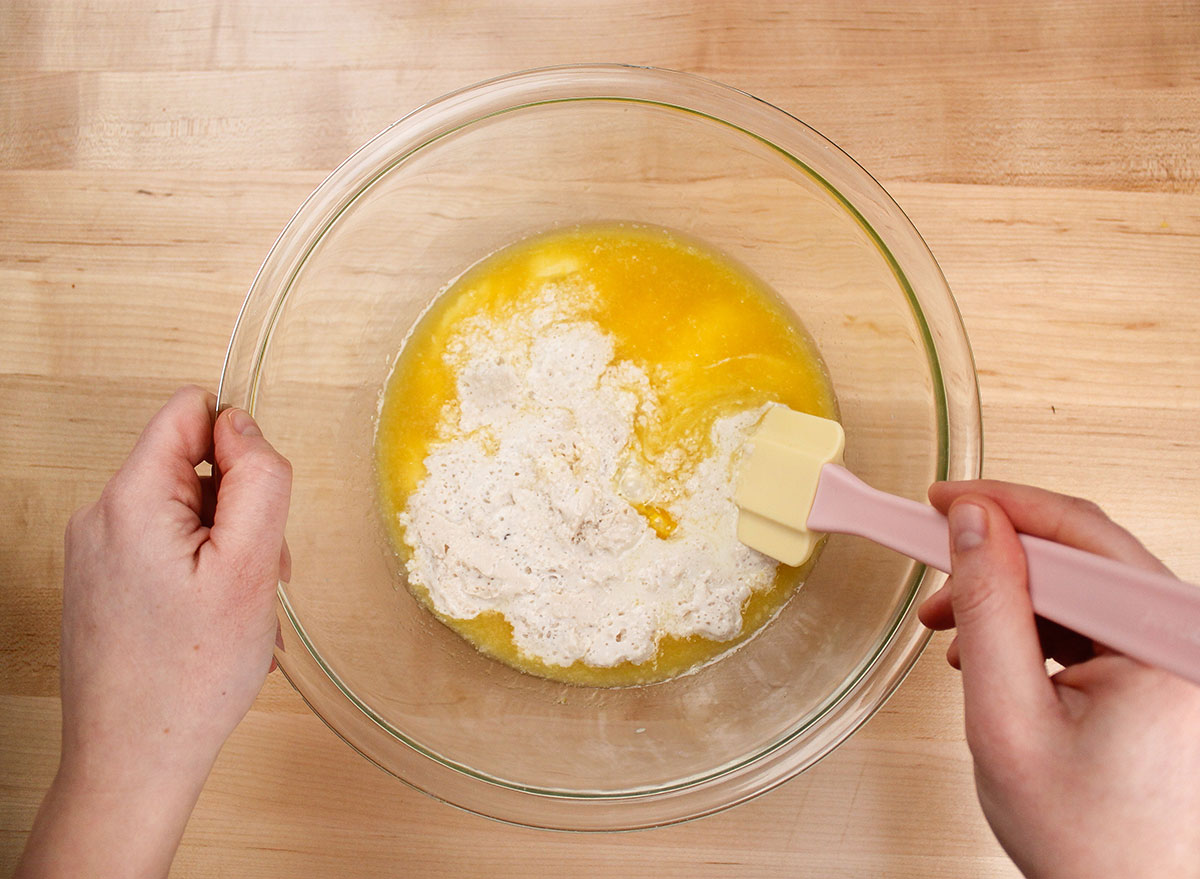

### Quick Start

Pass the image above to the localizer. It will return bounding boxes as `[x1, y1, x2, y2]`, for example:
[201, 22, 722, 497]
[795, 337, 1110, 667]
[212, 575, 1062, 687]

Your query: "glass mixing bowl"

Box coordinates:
[219, 65, 981, 830]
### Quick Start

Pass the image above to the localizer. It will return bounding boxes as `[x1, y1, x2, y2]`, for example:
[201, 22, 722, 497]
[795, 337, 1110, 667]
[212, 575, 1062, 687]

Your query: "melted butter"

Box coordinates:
[631, 502, 678, 539]
[376, 223, 837, 687]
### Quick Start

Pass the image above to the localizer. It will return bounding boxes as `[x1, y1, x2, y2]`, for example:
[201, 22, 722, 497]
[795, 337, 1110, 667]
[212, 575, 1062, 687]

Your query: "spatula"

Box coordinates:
[735, 404, 1200, 686]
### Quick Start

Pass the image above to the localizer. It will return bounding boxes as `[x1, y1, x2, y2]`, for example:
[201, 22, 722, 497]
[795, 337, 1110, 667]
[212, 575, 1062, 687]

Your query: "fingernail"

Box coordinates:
[949, 502, 987, 553]
[229, 408, 262, 437]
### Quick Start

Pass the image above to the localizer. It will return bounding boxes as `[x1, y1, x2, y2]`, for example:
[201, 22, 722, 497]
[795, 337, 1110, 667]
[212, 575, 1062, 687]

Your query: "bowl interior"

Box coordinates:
[222, 71, 976, 828]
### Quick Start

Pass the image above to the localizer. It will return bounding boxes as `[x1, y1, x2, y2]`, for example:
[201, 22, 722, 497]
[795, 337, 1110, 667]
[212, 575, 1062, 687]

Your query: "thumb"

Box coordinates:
[947, 496, 1058, 737]
[209, 408, 293, 580]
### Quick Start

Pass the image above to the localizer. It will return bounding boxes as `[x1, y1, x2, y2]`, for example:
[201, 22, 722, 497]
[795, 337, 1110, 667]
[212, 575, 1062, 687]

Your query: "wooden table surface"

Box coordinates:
[3, 2, 1199, 876]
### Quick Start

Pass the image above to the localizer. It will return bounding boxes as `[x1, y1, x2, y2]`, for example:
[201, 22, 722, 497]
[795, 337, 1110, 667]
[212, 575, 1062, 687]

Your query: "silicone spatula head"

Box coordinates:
[735, 405, 846, 566]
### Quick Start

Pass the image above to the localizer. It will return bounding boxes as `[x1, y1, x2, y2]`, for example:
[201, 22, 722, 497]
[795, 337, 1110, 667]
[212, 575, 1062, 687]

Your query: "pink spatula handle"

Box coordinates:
[808, 463, 1200, 687]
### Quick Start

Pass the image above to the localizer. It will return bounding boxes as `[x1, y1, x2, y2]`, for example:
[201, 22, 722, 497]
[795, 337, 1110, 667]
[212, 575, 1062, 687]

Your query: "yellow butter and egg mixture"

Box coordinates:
[376, 224, 837, 686]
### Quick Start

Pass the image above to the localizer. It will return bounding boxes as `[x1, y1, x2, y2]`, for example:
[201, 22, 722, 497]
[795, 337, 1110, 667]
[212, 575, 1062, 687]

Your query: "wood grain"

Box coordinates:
[2, 2, 1199, 876]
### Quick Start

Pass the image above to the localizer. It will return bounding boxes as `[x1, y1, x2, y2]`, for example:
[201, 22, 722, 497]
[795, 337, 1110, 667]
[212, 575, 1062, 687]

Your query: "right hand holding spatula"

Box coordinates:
[919, 481, 1200, 879]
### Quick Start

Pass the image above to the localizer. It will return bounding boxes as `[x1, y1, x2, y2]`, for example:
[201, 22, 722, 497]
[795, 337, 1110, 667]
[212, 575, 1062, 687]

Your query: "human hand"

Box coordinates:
[17, 386, 292, 879]
[919, 481, 1200, 879]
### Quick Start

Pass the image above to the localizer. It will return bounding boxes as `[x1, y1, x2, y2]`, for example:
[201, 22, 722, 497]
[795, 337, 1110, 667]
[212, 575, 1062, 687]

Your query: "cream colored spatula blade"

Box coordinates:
[735, 404, 1200, 688]
[734, 405, 845, 566]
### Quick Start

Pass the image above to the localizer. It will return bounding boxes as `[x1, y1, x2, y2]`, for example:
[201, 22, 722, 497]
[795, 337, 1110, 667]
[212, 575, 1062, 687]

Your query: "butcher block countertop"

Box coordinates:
[2, 3, 1198, 876]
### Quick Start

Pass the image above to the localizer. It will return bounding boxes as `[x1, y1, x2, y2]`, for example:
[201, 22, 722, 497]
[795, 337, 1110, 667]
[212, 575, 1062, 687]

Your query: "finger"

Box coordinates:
[279, 538, 292, 583]
[930, 583, 1097, 666]
[269, 621, 285, 674]
[118, 386, 216, 491]
[930, 480, 1169, 574]
[950, 615, 1096, 670]
[918, 582, 955, 630]
[207, 408, 293, 581]
[946, 496, 1061, 732]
